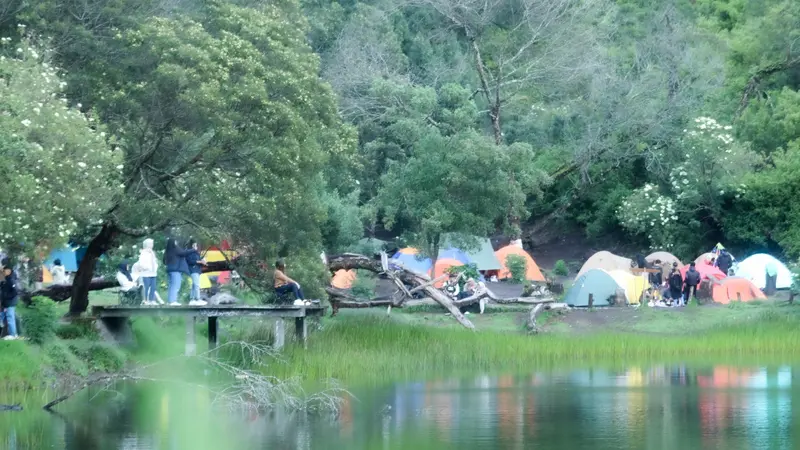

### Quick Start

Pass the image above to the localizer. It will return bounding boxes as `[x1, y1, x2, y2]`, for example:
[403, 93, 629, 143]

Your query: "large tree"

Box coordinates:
[0, 39, 121, 257]
[4, 0, 356, 314]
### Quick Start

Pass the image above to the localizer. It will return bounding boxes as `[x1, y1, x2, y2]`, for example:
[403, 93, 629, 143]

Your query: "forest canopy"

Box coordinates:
[1, 0, 799, 311]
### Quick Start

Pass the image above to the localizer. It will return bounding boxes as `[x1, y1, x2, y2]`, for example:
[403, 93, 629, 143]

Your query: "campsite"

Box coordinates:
[4, 0, 800, 448]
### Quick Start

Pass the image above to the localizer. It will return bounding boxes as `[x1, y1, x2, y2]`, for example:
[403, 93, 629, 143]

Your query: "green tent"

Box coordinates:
[441, 235, 502, 271]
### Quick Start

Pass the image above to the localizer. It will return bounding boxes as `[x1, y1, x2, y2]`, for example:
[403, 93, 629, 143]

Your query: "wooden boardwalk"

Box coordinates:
[92, 305, 326, 353]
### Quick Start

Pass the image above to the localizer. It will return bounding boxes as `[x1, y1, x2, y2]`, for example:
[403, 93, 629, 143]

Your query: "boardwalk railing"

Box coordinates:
[92, 305, 326, 354]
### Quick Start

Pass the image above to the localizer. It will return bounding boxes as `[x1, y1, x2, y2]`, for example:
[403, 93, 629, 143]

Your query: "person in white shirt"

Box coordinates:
[51, 259, 68, 284]
[136, 239, 160, 305]
[116, 261, 138, 291]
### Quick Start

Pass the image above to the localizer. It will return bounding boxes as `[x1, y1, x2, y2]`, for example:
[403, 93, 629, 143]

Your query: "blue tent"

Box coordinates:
[45, 247, 83, 272]
[564, 269, 620, 307]
[390, 250, 433, 274]
[437, 247, 472, 265]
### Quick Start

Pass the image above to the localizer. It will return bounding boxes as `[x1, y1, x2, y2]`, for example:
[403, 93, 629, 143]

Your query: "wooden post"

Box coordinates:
[295, 316, 307, 348]
[185, 317, 196, 356]
[208, 317, 218, 351]
[274, 319, 285, 350]
[588, 293, 594, 308]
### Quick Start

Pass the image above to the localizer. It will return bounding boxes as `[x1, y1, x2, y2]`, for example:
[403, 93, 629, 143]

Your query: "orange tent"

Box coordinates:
[711, 277, 766, 304]
[331, 269, 357, 289]
[42, 265, 53, 283]
[432, 258, 464, 287]
[495, 245, 546, 282]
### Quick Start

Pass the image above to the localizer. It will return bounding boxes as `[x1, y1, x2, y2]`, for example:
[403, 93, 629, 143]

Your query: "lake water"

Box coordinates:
[1, 364, 798, 450]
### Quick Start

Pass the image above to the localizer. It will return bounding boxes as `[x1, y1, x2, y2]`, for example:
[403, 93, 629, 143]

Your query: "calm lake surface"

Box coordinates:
[2, 364, 798, 450]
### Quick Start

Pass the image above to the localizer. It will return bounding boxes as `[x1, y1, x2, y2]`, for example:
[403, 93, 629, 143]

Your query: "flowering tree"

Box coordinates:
[0, 38, 121, 257]
[617, 117, 759, 252]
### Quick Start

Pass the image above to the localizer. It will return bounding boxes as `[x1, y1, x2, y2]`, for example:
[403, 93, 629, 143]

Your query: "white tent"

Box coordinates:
[733, 253, 794, 290]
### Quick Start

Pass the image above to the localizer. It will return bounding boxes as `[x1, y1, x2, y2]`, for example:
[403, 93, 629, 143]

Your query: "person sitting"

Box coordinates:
[51, 259, 68, 284]
[274, 259, 308, 305]
[116, 261, 138, 291]
[460, 277, 487, 314]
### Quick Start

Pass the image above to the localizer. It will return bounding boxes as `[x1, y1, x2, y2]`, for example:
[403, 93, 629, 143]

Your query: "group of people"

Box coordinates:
[642, 258, 703, 307]
[443, 273, 487, 314]
[117, 238, 209, 306]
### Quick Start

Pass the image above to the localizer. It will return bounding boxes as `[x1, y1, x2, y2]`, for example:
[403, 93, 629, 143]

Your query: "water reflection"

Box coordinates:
[0, 364, 797, 450]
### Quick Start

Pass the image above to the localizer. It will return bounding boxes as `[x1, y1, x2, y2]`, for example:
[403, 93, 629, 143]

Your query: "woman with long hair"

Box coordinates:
[185, 239, 207, 306]
[164, 238, 191, 306]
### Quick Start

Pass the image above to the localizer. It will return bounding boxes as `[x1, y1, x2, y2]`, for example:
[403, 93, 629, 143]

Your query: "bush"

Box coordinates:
[45, 340, 87, 376]
[505, 255, 527, 283]
[22, 297, 59, 344]
[68, 339, 127, 372]
[55, 319, 98, 340]
[553, 260, 569, 277]
[351, 271, 377, 298]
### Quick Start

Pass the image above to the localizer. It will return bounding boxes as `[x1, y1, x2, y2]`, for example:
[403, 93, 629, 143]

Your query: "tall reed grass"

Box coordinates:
[274, 310, 800, 384]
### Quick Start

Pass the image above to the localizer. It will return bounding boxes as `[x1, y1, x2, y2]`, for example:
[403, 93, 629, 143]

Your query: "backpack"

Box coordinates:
[685, 269, 701, 286]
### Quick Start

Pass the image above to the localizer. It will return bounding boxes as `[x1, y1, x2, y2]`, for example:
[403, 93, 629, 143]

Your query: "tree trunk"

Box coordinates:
[470, 39, 503, 145]
[69, 224, 118, 316]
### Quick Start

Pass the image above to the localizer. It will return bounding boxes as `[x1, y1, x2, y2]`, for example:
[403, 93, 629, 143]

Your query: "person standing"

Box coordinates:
[185, 240, 207, 306]
[136, 238, 161, 305]
[1, 264, 20, 340]
[51, 259, 68, 284]
[668, 265, 683, 306]
[683, 262, 702, 305]
[716, 250, 733, 276]
[164, 238, 191, 306]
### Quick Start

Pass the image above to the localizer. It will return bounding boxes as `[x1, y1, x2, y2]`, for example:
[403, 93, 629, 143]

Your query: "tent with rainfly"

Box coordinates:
[733, 253, 794, 290]
[711, 277, 767, 304]
[203, 243, 236, 284]
[440, 235, 502, 271]
[565, 269, 620, 307]
[45, 246, 85, 272]
[331, 269, 357, 289]
[494, 245, 546, 282]
[606, 270, 648, 305]
[576, 251, 633, 279]
[390, 248, 434, 274]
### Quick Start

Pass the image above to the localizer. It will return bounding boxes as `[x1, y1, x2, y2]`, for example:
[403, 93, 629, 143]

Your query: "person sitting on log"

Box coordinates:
[274, 259, 309, 305]
[51, 259, 68, 285]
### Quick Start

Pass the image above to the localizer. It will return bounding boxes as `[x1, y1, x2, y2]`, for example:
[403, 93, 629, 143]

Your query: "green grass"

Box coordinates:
[273, 305, 800, 385]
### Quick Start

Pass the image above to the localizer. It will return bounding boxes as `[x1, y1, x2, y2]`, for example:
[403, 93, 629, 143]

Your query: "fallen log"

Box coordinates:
[325, 253, 475, 329]
[22, 279, 119, 303]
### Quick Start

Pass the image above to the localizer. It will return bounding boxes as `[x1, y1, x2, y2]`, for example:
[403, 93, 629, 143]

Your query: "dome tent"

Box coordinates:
[645, 251, 683, 268]
[565, 269, 621, 307]
[576, 251, 633, 279]
[607, 270, 648, 305]
[495, 245, 545, 282]
[733, 253, 794, 290]
[711, 277, 767, 304]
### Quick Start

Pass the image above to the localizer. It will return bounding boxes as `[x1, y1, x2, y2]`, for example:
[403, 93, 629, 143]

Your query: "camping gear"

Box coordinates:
[733, 253, 794, 290]
[711, 277, 767, 304]
[202, 248, 237, 285]
[440, 235, 502, 271]
[694, 252, 716, 266]
[331, 269, 357, 289]
[680, 264, 726, 282]
[576, 251, 633, 279]
[390, 248, 434, 274]
[606, 270, 648, 305]
[44, 247, 82, 272]
[564, 269, 620, 307]
[432, 258, 466, 287]
[645, 251, 683, 268]
[494, 245, 546, 282]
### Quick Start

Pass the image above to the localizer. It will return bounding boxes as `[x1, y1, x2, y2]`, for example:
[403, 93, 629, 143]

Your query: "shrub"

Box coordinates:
[55, 319, 98, 340]
[505, 255, 527, 283]
[351, 271, 377, 298]
[23, 297, 59, 344]
[68, 339, 126, 372]
[45, 340, 87, 376]
[553, 260, 569, 277]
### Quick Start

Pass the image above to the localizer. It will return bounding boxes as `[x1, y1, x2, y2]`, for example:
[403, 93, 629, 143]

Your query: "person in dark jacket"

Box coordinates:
[683, 262, 702, 305]
[164, 238, 192, 306]
[716, 250, 733, 276]
[185, 240, 207, 306]
[1, 265, 20, 339]
[668, 265, 683, 306]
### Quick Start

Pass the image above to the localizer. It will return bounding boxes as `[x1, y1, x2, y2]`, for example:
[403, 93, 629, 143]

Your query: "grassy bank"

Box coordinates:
[273, 302, 800, 384]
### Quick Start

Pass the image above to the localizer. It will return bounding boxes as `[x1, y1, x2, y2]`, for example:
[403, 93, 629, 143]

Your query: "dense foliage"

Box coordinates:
[1, 0, 800, 311]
